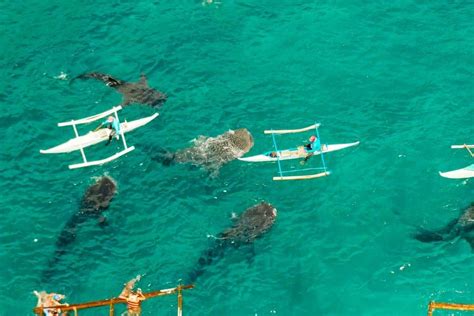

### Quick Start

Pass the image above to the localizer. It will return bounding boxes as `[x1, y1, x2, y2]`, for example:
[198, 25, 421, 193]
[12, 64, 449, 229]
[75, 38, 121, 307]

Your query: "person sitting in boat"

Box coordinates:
[33, 290, 68, 316]
[119, 275, 146, 316]
[304, 135, 320, 152]
[94, 116, 120, 146]
[301, 135, 321, 165]
[268, 135, 321, 159]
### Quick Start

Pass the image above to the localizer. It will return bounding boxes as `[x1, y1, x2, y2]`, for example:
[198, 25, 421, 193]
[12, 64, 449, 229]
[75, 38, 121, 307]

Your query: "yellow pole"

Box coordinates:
[427, 301, 433, 316]
[177, 286, 183, 316]
[33, 285, 194, 315]
[110, 302, 114, 316]
[428, 301, 474, 313]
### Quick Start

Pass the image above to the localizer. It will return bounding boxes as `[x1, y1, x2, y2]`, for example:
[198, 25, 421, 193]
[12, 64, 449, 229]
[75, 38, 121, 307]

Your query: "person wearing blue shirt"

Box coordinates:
[301, 135, 320, 164]
[304, 135, 320, 151]
[94, 116, 120, 146]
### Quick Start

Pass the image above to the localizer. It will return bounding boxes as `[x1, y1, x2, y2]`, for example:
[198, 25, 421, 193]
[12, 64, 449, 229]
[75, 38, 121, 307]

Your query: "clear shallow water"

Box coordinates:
[0, 1, 473, 315]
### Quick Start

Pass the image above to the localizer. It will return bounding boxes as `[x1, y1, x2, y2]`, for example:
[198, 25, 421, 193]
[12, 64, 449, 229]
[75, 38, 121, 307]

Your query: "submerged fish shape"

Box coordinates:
[414, 203, 474, 249]
[187, 202, 277, 283]
[154, 128, 254, 175]
[43, 176, 117, 279]
[77, 72, 167, 107]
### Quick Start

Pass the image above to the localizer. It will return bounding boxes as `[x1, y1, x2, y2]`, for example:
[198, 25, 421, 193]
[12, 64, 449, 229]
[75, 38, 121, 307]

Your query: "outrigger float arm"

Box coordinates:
[69, 146, 135, 169]
[264, 123, 320, 135]
[451, 144, 474, 157]
[273, 171, 330, 181]
[451, 144, 474, 148]
[58, 106, 123, 127]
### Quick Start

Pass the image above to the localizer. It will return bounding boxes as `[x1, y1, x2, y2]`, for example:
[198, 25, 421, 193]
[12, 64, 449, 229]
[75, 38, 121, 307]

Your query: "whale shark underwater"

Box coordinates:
[43, 176, 117, 279]
[186, 202, 277, 283]
[76, 72, 167, 107]
[153, 128, 254, 175]
[414, 203, 474, 250]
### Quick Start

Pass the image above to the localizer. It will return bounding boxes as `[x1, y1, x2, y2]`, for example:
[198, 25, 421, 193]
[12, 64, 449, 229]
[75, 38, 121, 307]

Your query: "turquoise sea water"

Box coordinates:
[1, 1, 473, 315]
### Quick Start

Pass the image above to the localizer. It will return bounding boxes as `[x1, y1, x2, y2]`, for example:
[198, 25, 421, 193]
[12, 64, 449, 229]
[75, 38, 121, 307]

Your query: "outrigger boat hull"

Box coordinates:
[40, 113, 158, 154]
[238, 141, 360, 162]
[439, 164, 474, 179]
[438, 144, 474, 179]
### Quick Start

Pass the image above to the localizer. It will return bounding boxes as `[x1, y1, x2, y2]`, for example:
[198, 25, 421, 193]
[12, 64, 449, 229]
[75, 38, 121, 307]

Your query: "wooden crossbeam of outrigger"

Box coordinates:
[451, 144, 474, 157]
[264, 123, 320, 135]
[273, 171, 330, 181]
[427, 301, 474, 316]
[57, 106, 124, 127]
[33, 284, 194, 316]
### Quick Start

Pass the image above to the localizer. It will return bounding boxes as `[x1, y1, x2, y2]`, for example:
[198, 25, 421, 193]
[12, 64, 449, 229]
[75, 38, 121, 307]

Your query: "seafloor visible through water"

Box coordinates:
[0, 1, 473, 315]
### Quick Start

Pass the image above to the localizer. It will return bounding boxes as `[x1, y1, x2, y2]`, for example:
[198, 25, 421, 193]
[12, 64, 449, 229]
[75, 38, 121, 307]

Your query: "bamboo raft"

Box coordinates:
[33, 284, 194, 316]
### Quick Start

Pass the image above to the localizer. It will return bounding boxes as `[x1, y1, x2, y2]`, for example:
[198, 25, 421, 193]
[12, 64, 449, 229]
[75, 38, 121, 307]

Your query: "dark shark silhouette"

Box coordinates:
[43, 176, 117, 280]
[77, 72, 167, 107]
[414, 203, 474, 249]
[186, 202, 277, 283]
[153, 128, 254, 176]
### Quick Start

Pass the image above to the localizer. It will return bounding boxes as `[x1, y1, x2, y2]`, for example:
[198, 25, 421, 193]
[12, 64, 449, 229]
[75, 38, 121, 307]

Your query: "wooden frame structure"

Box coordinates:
[451, 144, 474, 157]
[427, 301, 474, 315]
[33, 284, 194, 316]
[266, 123, 330, 181]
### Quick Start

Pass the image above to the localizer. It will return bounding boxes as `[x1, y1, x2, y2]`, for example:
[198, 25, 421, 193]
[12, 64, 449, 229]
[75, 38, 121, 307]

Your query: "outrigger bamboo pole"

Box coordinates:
[427, 301, 474, 316]
[177, 285, 183, 316]
[464, 145, 474, 158]
[451, 144, 474, 157]
[33, 284, 194, 315]
[264, 123, 320, 134]
[273, 171, 330, 181]
[451, 144, 474, 149]
[71, 123, 87, 163]
[113, 109, 129, 150]
[58, 106, 123, 127]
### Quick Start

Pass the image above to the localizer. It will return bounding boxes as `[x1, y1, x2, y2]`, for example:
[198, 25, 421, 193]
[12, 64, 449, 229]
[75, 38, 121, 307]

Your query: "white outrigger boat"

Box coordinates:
[239, 123, 359, 181]
[40, 106, 158, 169]
[239, 142, 360, 162]
[439, 144, 474, 179]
